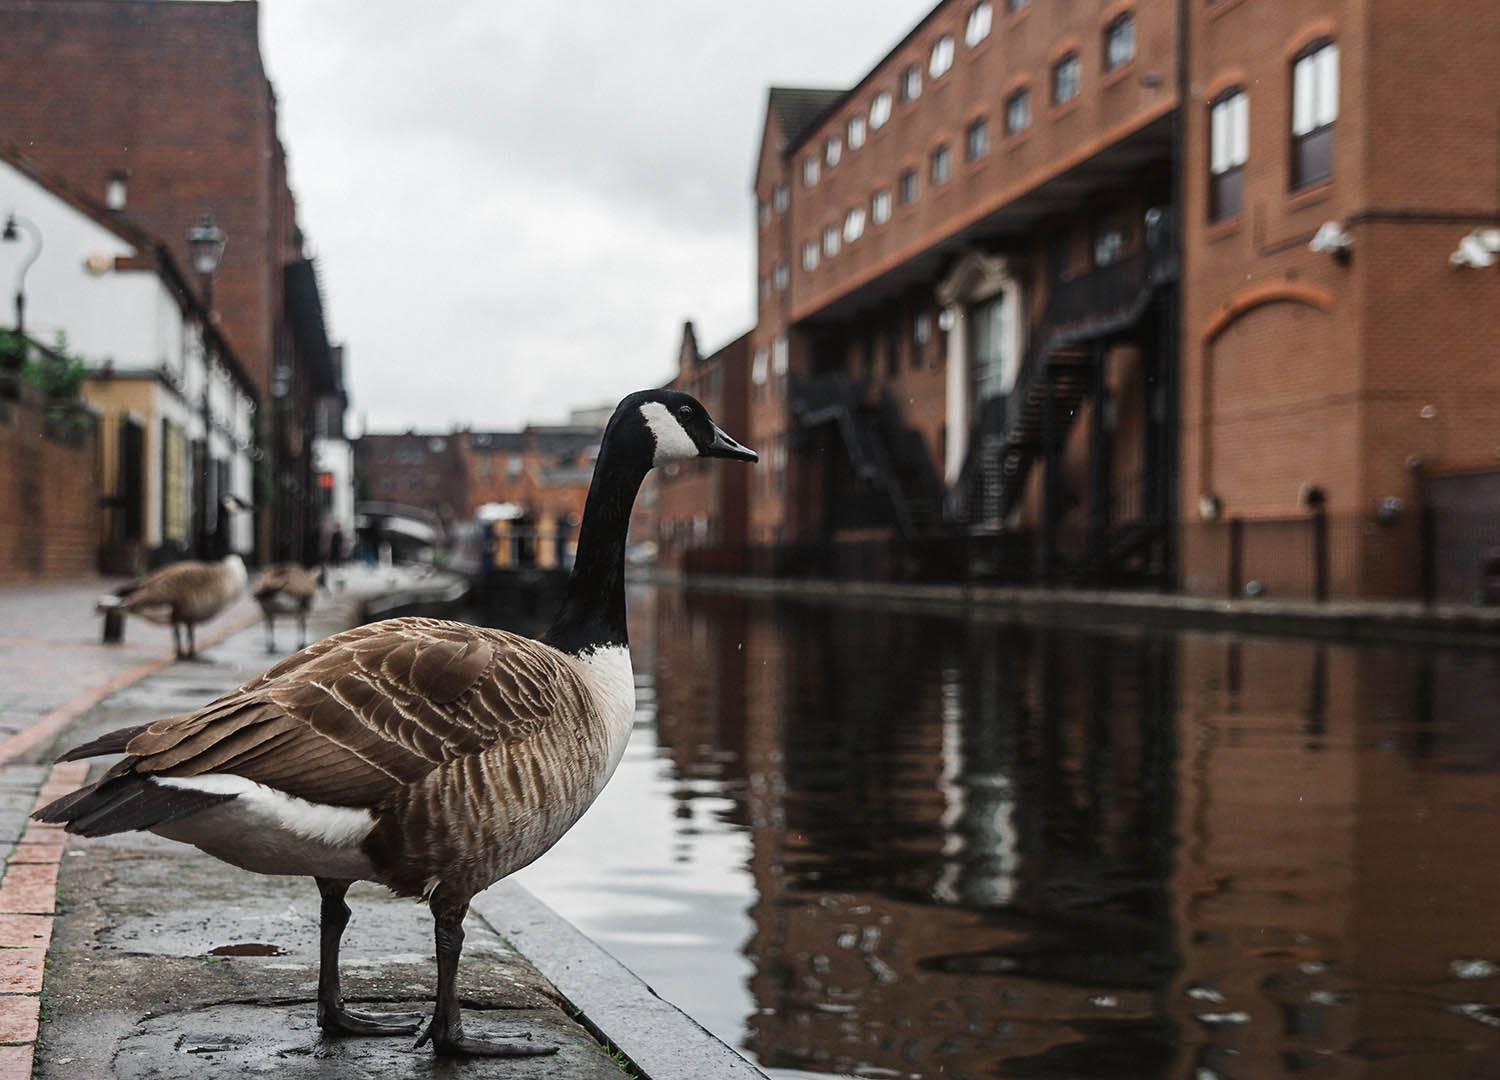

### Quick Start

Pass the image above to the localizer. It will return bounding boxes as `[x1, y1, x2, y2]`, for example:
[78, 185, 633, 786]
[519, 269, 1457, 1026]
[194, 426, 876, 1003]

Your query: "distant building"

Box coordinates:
[0, 0, 344, 564]
[730, 0, 1500, 598]
[0, 143, 258, 574]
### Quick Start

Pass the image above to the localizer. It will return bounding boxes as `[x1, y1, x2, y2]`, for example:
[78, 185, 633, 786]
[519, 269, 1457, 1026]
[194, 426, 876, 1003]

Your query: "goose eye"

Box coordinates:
[677, 405, 692, 418]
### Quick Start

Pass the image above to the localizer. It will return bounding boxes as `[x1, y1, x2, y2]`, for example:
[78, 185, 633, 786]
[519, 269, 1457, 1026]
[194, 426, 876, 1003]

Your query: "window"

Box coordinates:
[1005, 86, 1031, 134]
[900, 63, 922, 102]
[1052, 51, 1080, 104]
[1094, 216, 1125, 266]
[966, 116, 989, 160]
[752, 347, 769, 387]
[1104, 12, 1134, 71]
[930, 144, 952, 185]
[758, 275, 769, 303]
[930, 35, 955, 78]
[914, 311, 933, 346]
[965, 2, 993, 46]
[106, 173, 127, 211]
[1006, 0, 1029, 11]
[757, 199, 770, 227]
[848, 113, 867, 150]
[870, 90, 893, 129]
[772, 335, 789, 375]
[1292, 40, 1338, 189]
[825, 135, 842, 167]
[1209, 89, 1248, 221]
[773, 183, 789, 213]
[844, 206, 866, 243]
[802, 156, 819, 187]
[773, 261, 789, 290]
[802, 240, 819, 271]
[872, 188, 892, 225]
[899, 167, 919, 204]
[823, 224, 840, 257]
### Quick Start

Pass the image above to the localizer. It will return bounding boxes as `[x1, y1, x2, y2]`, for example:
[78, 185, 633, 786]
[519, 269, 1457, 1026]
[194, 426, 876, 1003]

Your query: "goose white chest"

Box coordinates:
[570, 644, 637, 781]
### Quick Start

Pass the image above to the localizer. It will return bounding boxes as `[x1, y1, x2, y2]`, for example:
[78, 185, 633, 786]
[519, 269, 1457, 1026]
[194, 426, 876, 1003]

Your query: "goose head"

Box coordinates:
[611, 389, 758, 469]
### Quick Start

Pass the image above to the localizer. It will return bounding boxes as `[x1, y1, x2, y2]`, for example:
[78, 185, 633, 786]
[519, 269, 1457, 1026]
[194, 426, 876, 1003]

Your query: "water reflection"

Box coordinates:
[501, 587, 1500, 1078]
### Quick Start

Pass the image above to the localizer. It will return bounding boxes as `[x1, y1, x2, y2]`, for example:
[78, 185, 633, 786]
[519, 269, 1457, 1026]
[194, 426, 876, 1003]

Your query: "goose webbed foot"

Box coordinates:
[414, 1016, 559, 1058]
[318, 1001, 424, 1037]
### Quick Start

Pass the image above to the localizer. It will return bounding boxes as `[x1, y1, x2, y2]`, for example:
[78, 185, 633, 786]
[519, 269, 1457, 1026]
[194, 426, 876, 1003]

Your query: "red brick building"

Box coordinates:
[0, 0, 341, 564]
[653, 323, 753, 571]
[734, 0, 1500, 598]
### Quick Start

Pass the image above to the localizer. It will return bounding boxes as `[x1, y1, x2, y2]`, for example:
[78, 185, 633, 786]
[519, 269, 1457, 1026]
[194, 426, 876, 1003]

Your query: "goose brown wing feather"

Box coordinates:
[117, 618, 593, 810]
[121, 561, 223, 611]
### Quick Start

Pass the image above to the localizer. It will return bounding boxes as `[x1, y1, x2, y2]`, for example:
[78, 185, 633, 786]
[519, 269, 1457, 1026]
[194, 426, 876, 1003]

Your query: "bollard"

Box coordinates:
[102, 608, 125, 644]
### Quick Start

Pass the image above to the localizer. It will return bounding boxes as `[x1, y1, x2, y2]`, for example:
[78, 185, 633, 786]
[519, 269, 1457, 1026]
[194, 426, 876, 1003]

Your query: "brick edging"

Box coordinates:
[0, 603, 263, 1079]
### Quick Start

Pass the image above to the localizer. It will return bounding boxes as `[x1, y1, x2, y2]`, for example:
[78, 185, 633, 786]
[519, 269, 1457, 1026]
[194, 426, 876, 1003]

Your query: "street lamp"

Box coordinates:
[2, 212, 42, 364]
[187, 212, 226, 558]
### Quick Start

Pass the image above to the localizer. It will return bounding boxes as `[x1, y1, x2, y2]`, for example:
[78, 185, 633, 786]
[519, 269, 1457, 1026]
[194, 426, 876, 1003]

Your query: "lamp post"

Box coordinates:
[187, 212, 226, 559]
[1, 212, 42, 367]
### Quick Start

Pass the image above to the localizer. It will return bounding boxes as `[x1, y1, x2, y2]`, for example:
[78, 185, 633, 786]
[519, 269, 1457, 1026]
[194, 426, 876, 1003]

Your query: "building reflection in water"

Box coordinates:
[617, 587, 1500, 1078]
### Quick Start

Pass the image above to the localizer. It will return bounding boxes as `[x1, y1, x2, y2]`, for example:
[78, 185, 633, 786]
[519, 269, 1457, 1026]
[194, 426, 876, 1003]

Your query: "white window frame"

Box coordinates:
[822, 224, 840, 258]
[930, 35, 955, 78]
[965, 2, 993, 47]
[847, 113, 867, 150]
[1105, 12, 1135, 71]
[844, 206, 866, 243]
[802, 240, 819, 271]
[752, 347, 769, 386]
[825, 135, 842, 167]
[802, 156, 819, 187]
[870, 90, 893, 129]
[1292, 41, 1339, 137]
[872, 188, 892, 226]
[901, 63, 922, 102]
[1005, 87, 1031, 134]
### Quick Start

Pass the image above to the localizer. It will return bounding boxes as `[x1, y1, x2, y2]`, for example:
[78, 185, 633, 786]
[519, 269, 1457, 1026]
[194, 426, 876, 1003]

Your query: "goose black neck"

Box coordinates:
[542, 444, 649, 655]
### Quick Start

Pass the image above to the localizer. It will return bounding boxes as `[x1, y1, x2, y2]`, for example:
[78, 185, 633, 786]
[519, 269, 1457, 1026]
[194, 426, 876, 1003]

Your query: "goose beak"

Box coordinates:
[704, 425, 758, 463]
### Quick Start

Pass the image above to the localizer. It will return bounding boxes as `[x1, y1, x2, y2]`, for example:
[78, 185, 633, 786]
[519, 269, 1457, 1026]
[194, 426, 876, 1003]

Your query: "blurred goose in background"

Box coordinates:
[97, 553, 248, 659]
[38, 389, 756, 1057]
[253, 562, 321, 653]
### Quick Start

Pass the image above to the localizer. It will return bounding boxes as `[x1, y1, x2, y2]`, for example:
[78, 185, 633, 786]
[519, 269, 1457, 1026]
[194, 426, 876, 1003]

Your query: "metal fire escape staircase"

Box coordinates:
[949, 229, 1178, 539]
[790, 373, 944, 540]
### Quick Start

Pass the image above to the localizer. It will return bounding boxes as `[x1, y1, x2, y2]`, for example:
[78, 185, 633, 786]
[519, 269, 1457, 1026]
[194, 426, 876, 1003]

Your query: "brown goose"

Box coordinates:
[36, 389, 756, 1058]
[253, 562, 322, 653]
[98, 553, 249, 659]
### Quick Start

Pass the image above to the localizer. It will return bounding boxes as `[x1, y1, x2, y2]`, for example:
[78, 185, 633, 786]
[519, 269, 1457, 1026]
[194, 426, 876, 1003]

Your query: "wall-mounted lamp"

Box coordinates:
[1449, 228, 1500, 269]
[1309, 221, 1352, 264]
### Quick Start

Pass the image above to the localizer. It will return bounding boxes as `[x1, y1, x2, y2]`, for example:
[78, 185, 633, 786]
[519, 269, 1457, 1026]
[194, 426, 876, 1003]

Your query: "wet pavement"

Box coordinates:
[0, 567, 642, 1080]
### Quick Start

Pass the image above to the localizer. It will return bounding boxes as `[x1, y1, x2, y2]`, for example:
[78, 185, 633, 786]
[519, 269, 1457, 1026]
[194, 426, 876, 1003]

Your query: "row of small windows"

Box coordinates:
[767, 9, 1136, 221]
[1208, 40, 1338, 223]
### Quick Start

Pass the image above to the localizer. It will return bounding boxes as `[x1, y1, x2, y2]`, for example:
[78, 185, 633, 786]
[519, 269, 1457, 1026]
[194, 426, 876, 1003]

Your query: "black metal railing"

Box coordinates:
[790, 371, 944, 539]
[949, 215, 1179, 527]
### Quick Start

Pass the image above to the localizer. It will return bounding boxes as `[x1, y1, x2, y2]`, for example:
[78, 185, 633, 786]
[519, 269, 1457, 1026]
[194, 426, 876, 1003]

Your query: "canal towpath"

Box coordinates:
[0, 567, 766, 1079]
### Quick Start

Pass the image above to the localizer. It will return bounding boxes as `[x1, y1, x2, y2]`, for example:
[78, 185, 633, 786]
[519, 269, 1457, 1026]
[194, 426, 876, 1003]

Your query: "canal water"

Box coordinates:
[497, 585, 1500, 1079]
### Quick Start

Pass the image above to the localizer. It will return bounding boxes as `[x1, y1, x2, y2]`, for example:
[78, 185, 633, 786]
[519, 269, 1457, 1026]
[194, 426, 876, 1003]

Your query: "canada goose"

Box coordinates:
[96, 553, 249, 659]
[253, 562, 322, 653]
[37, 389, 756, 1057]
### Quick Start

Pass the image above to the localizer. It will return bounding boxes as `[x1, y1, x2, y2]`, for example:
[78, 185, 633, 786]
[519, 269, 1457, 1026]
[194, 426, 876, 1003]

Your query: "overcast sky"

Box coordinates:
[258, 1, 928, 434]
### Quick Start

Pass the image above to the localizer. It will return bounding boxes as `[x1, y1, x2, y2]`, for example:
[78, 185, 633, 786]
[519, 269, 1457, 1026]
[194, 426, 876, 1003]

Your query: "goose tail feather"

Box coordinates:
[32, 775, 237, 837]
[55, 723, 151, 762]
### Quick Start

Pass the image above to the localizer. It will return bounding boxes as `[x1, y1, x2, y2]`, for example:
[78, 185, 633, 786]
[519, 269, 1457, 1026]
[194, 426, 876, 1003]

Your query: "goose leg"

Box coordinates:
[415, 899, 558, 1057]
[185, 621, 196, 659]
[297, 608, 308, 650]
[171, 621, 187, 660]
[264, 614, 276, 654]
[315, 877, 423, 1036]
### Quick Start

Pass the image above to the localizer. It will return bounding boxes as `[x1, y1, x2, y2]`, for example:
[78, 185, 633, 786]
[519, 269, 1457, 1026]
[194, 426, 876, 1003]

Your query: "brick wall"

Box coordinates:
[0, 384, 100, 582]
[0, 0, 291, 394]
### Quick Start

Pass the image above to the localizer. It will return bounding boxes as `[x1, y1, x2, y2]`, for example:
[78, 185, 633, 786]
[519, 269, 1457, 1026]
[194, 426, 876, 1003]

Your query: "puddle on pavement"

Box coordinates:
[207, 942, 285, 957]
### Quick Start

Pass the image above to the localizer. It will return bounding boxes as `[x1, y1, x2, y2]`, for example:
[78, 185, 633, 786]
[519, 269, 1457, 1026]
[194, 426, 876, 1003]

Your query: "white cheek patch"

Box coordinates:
[639, 401, 699, 465]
